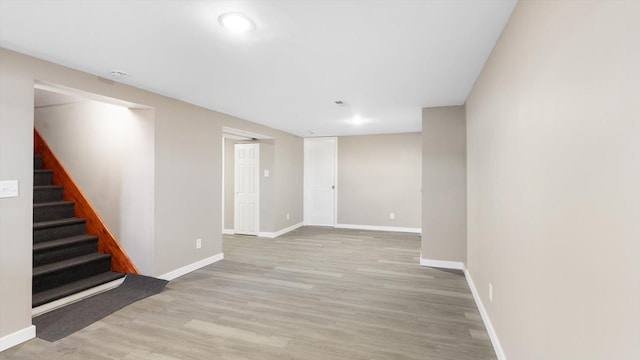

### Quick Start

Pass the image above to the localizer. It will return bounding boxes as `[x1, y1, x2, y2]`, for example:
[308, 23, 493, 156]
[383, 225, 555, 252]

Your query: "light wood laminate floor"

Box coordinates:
[2, 227, 496, 359]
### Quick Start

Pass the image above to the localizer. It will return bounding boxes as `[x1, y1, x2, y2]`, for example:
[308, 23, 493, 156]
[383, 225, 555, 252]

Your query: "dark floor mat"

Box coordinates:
[33, 274, 168, 342]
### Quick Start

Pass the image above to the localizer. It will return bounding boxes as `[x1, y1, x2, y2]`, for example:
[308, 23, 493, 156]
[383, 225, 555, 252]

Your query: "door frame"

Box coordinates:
[234, 143, 260, 235]
[303, 137, 338, 226]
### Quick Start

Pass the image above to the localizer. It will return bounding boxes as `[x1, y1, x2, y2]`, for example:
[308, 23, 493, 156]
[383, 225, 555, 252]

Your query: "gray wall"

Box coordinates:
[34, 100, 155, 275]
[0, 47, 304, 344]
[421, 106, 466, 263]
[220, 119, 304, 233]
[0, 50, 34, 345]
[337, 133, 421, 229]
[224, 138, 235, 231]
[466, 1, 640, 358]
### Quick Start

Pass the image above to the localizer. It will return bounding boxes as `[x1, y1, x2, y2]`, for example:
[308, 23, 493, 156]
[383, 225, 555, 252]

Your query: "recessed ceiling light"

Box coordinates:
[218, 12, 256, 33]
[350, 115, 368, 126]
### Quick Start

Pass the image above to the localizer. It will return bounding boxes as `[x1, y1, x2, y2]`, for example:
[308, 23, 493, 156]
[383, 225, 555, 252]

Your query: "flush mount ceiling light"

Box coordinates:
[218, 12, 256, 33]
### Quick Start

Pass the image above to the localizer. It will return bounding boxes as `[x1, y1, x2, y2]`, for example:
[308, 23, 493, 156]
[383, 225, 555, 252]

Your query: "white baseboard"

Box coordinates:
[158, 253, 224, 281]
[258, 222, 304, 239]
[335, 224, 421, 234]
[419, 257, 466, 270]
[464, 269, 506, 360]
[0, 325, 35, 352]
[222, 229, 234, 235]
[32, 277, 125, 317]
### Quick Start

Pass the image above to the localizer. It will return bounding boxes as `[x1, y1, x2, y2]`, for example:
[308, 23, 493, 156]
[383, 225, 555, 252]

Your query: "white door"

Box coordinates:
[304, 138, 337, 226]
[235, 143, 259, 235]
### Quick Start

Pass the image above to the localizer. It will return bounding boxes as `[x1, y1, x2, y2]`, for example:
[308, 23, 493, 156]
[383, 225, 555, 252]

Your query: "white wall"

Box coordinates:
[35, 99, 155, 275]
[466, 1, 640, 359]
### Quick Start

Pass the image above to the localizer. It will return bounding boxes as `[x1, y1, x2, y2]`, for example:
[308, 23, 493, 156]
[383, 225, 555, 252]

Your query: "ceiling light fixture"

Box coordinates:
[350, 115, 367, 126]
[218, 12, 256, 33]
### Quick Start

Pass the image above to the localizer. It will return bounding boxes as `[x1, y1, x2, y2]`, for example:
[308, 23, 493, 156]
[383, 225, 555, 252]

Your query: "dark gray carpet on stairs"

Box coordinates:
[33, 274, 168, 342]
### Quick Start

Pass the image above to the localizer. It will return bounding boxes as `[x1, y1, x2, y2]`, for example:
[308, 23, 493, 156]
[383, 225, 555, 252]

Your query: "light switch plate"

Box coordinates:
[264, 170, 269, 177]
[0, 180, 19, 198]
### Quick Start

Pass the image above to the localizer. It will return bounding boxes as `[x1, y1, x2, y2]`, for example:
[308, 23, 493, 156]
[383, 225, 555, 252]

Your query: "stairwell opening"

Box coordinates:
[32, 82, 155, 312]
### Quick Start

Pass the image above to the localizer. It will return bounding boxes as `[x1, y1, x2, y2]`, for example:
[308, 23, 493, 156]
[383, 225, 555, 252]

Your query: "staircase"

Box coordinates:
[32, 155, 125, 308]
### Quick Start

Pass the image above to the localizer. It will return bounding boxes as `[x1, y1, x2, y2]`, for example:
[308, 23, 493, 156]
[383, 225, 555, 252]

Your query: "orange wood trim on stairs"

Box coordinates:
[34, 129, 140, 274]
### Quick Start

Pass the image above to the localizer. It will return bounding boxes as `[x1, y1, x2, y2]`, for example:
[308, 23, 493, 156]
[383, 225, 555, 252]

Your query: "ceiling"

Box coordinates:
[0, 0, 516, 137]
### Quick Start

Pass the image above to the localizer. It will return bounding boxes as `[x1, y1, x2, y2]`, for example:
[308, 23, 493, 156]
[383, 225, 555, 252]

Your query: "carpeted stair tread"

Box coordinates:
[33, 234, 99, 267]
[34, 169, 53, 186]
[33, 185, 63, 190]
[33, 253, 112, 277]
[33, 234, 98, 252]
[33, 185, 64, 203]
[33, 201, 76, 222]
[34, 155, 42, 170]
[33, 200, 75, 207]
[33, 217, 87, 243]
[31, 153, 125, 308]
[32, 271, 126, 308]
[33, 217, 86, 230]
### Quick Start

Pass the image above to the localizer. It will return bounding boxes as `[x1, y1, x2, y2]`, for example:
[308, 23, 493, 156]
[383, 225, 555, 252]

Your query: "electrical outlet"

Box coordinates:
[286, 213, 290, 220]
[390, 212, 395, 220]
[196, 238, 202, 249]
[489, 282, 493, 303]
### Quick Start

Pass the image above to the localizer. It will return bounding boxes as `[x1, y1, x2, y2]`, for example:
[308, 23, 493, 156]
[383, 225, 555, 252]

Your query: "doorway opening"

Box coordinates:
[222, 127, 273, 236]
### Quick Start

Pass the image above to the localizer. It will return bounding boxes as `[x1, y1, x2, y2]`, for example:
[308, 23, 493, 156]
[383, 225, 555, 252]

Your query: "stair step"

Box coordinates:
[33, 234, 99, 266]
[33, 185, 64, 203]
[33, 217, 87, 243]
[34, 155, 42, 170]
[32, 271, 126, 308]
[33, 253, 112, 293]
[34, 169, 53, 186]
[33, 201, 75, 222]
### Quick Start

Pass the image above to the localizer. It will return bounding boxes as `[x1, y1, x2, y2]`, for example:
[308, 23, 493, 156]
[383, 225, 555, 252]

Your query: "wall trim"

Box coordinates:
[158, 253, 224, 281]
[336, 223, 421, 234]
[258, 222, 304, 239]
[464, 269, 507, 360]
[222, 229, 234, 235]
[419, 257, 465, 270]
[0, 325, 36, 352]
